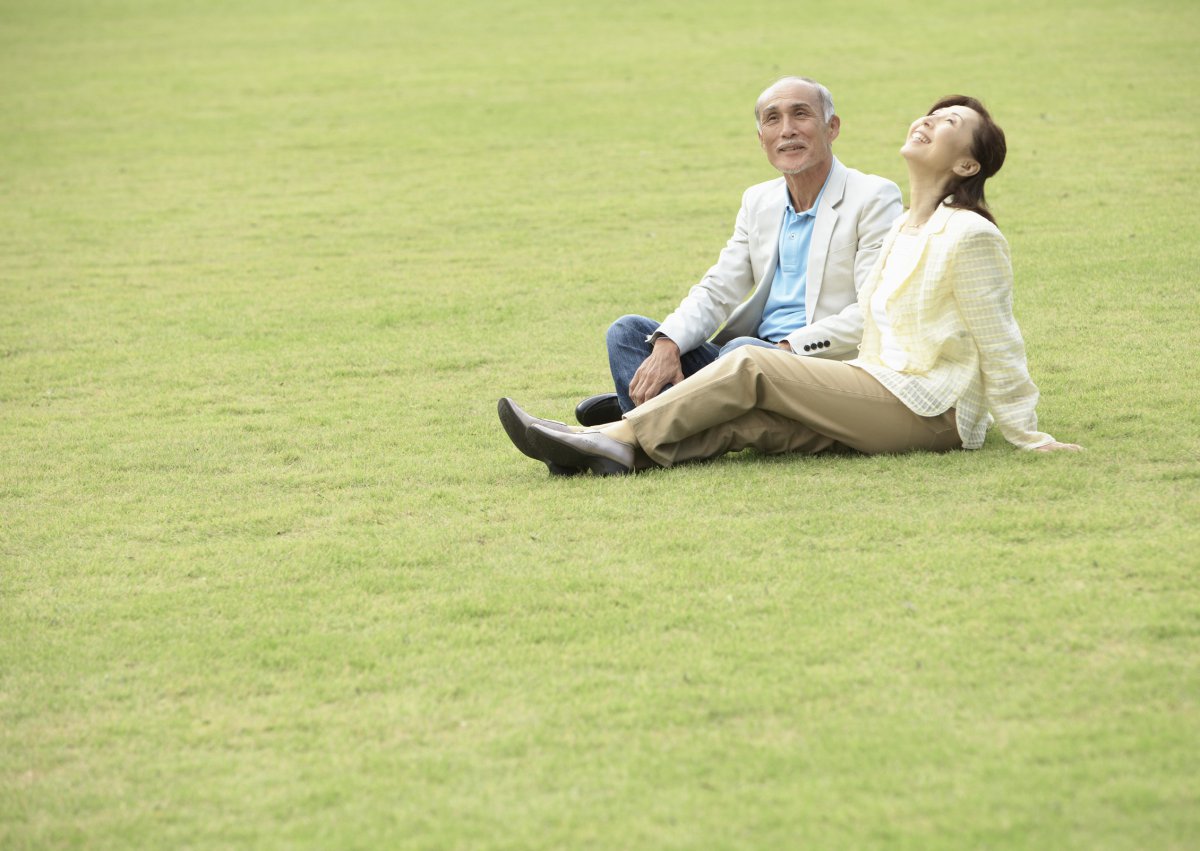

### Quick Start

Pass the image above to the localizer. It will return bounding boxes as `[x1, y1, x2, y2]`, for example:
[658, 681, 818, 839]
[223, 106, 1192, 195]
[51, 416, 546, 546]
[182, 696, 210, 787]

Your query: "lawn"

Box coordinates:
[2, 0, 1198, 848]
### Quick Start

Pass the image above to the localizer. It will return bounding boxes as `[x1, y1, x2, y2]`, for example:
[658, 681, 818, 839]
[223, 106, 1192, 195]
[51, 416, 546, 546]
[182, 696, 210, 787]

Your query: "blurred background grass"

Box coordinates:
[2, 0, 1198, 848]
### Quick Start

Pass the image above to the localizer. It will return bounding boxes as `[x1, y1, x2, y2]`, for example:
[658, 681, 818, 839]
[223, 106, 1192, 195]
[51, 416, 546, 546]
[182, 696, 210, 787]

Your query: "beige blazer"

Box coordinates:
[656, 158, 902, 359]
[852, 205, 1054, 449]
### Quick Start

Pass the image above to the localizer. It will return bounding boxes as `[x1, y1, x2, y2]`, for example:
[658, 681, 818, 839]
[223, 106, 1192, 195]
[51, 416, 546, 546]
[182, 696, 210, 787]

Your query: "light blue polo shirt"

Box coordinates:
[757, 176, 830, 342]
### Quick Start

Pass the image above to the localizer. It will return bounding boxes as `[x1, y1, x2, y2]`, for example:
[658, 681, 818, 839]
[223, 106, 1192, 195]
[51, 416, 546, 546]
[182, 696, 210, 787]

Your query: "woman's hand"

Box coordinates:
[1033, 441, 1083, 452]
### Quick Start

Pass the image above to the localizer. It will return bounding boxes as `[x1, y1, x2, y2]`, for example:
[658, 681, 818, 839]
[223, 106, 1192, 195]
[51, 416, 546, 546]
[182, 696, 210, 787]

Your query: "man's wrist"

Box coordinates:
[652, 335, 680, 355]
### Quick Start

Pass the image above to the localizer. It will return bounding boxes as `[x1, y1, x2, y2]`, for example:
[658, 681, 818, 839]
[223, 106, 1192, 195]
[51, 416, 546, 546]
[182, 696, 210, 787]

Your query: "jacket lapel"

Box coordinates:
[805, 158, 847, 311]
[754, 181, 789, 287]
[882, 204, 957, 301]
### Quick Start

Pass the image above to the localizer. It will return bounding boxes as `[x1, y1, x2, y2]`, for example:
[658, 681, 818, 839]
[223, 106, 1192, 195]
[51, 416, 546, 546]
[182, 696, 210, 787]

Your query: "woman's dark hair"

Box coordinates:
[929, 95, 1006, 225]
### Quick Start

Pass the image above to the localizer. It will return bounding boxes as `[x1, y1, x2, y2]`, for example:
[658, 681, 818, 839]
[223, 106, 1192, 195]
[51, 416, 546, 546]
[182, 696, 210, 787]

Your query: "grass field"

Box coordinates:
[3, 0, 1199, 848]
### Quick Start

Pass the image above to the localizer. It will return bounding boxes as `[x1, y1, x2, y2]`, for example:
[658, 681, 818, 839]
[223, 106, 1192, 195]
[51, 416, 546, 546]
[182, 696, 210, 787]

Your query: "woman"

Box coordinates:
[499, 96, 1081, 476]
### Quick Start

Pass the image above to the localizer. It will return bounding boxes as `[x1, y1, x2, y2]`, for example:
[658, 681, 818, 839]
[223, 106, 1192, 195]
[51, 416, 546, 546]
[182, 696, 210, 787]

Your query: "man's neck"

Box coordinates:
[783, 160, 833, 211]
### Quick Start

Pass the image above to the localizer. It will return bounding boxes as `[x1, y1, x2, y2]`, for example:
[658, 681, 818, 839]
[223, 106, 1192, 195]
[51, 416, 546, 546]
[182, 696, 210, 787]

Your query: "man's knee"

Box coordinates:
[606, 314, 656, 348]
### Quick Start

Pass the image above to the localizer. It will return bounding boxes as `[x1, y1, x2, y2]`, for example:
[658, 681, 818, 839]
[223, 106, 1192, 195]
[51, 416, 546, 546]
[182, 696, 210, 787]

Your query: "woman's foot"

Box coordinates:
[526, 423, 636, 476]
[497, 398, 581, 476]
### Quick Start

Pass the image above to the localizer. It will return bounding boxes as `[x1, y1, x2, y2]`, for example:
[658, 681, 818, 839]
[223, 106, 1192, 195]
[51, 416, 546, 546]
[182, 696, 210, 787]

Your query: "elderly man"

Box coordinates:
[573, 76, 903, 427]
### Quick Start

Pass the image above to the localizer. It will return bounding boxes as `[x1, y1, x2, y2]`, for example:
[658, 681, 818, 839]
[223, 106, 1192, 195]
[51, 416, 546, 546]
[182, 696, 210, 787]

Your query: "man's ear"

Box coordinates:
[827, 114, 841, 142]
[954, 158, 980, 178]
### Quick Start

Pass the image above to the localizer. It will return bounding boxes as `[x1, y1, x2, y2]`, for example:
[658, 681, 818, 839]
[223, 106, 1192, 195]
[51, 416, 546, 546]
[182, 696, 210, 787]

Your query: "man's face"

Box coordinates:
[756, 82, 840, 177]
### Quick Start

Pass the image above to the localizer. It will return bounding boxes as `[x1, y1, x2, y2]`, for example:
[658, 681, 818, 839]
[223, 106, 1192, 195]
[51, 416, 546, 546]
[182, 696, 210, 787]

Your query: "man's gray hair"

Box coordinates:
[754, 76, 836, 126]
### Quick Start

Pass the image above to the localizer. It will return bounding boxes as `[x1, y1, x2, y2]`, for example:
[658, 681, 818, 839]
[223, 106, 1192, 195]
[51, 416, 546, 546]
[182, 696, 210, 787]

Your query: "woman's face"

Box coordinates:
[901, 105, 982, 178]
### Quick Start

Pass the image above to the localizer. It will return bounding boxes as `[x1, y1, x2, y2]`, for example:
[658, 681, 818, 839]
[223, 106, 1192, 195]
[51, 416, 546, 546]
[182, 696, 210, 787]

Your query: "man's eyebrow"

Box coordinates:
[763, 100, 813, 114]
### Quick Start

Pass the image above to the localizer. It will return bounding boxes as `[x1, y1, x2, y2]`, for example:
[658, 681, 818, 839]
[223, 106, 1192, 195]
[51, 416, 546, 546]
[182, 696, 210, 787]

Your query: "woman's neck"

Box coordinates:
[905, 166, 947, 230]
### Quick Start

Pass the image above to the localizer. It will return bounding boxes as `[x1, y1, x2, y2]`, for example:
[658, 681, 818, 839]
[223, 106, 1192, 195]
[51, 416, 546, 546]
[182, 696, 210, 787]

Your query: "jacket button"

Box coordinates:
[822, 340, 831, 348]
[803, 344, 812, 352]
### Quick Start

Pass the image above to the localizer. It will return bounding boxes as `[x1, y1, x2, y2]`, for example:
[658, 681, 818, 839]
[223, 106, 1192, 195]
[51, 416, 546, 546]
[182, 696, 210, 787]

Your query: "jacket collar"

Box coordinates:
[818, 157, 848, 212]
[897, 201, 957, 234]
[874, 203, 960, 291]
[760, 157, 845, 233]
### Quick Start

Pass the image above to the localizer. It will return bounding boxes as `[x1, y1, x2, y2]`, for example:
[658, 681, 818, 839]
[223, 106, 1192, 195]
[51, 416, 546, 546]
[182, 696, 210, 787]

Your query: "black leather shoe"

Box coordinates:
[526, 423, 635, 476]
[497, 398, 581, 476]
[574, 392, 623, 427]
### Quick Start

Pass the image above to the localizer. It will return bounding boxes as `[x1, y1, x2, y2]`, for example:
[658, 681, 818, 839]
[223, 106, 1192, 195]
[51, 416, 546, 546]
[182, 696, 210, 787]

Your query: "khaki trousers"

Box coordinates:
[624, 346, 961, 468]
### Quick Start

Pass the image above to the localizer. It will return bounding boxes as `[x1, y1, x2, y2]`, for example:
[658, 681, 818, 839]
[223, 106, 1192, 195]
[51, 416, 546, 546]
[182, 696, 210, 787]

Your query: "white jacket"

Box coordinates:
[657, 158, 902, 359]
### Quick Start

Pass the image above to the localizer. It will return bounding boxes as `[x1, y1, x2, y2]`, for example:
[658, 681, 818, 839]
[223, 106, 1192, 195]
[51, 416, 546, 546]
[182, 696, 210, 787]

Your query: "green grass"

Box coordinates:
[3, 0, 1198, 848]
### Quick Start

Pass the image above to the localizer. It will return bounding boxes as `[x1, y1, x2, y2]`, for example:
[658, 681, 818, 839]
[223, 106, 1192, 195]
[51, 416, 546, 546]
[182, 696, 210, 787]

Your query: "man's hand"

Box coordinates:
[778, 340, 793, 352]
[629, 337, 686, 406]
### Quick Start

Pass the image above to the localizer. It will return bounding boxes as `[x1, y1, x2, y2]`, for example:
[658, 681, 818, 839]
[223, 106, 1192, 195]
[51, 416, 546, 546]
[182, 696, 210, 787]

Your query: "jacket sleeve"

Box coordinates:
[655, 188, 758, 354]
[952, 228, 1055, 449]
[782, 179, 903, 358]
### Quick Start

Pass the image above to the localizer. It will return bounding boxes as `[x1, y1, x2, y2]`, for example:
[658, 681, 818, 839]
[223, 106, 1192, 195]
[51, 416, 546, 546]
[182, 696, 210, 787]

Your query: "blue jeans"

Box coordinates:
[605, 316, 779, 413]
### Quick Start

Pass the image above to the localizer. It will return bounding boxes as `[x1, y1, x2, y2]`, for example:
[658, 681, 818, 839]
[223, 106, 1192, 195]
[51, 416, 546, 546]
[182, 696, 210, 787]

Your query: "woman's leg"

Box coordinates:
[624, 346, 959, 467]
[651, 408, 840, 461]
